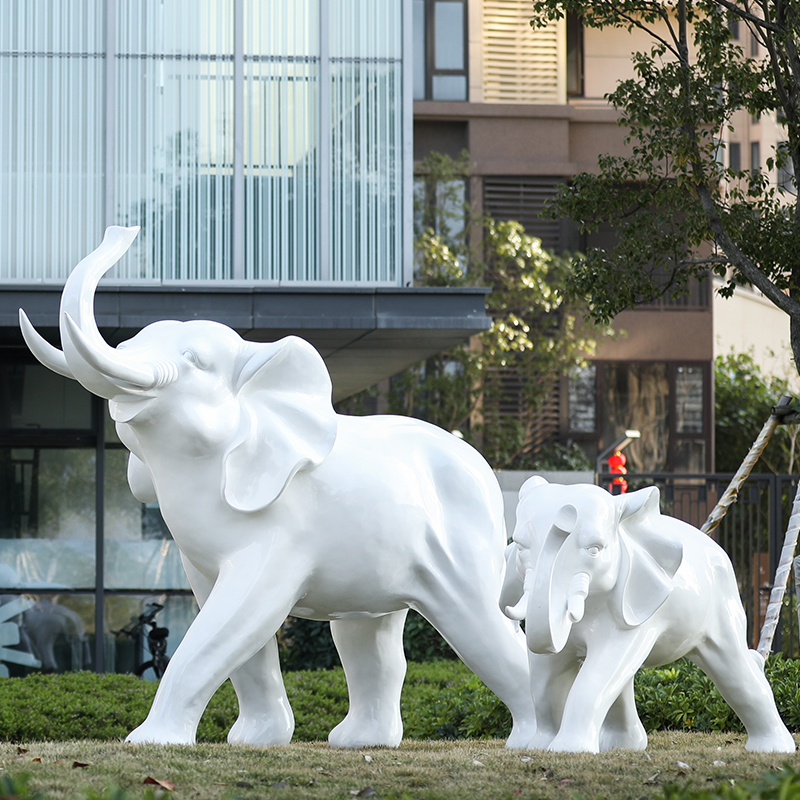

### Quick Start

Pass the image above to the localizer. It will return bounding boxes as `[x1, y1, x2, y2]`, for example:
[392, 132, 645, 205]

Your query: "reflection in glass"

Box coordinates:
[568, 364, 596, 432]
[0, 594, 94, 675]
[0, 364, 92, 430]
[0, 448, 96, 589]
[114, 56, 234, 280]
[330, 62, 404, 281]
[106, 595, 198, 678]
[434, 2, 464, 69]
[676, 366, 704, 433]
[604, 363, 669, 472]
[674, 440, 706, 473]
[0, 0, 104, 279]
[244, 60, 319, 280]
[432, 75, 467, 101]
[104, 449, 190, 591]
[413, 0, 426, 99]
[331, 0, 402, 59]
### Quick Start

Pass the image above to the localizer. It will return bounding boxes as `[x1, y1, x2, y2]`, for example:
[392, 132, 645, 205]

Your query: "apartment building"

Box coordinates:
[414, 0, 752, 475]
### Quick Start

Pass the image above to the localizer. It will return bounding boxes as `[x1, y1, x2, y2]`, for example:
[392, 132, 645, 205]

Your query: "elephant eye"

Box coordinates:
[585, 545, 603, 557]
[182, 349, 205, 368]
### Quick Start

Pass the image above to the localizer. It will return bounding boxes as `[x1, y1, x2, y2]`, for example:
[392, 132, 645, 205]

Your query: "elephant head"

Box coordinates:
[20, 227, 338, 512]
[504, 479, 683, 654]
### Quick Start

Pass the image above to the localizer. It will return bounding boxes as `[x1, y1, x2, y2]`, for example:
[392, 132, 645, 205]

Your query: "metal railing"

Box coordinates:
[597, 472, 800, 656]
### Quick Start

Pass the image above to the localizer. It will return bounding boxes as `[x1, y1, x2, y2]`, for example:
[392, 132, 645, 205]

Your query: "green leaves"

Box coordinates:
[714, 352, 797, 474]
[401, 153, 609, 469]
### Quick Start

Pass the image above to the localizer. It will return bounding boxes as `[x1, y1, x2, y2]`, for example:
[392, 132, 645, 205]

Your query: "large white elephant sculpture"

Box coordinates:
[19, 227, 537, 749]
[502, 477, 795, 754]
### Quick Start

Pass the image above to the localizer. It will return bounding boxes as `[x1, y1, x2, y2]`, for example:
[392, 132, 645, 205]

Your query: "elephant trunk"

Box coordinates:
[21, 227, 166, 398]
[566, 571, 591, 623]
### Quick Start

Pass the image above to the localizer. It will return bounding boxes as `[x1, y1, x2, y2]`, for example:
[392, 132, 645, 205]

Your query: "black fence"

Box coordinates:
[597, 472, 800, 656]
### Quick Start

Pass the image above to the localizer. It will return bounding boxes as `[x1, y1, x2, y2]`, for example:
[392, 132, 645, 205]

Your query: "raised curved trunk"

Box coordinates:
[21, 226, 162, 399]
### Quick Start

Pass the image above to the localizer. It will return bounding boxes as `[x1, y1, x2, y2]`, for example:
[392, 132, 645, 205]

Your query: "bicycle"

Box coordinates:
[113, 602, 170, 679]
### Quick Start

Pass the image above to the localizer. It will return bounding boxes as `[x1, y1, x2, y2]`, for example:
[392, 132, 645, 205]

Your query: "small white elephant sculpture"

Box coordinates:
[20, 227, 537, 749]
[502, 477, 795, 754]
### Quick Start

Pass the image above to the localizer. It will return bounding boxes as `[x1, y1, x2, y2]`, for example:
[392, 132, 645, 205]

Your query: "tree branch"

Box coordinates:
[696, 183, 800, 318]
[713, 0, 781, 33]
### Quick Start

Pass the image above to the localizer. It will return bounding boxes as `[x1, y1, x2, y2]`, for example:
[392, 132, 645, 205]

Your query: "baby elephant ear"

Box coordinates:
[613, 487, 684, 628]
[223, 337, 338, 513]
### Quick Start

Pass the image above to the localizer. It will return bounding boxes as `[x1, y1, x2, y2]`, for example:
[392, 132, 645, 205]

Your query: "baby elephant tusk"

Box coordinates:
[567, 572, 591, 623]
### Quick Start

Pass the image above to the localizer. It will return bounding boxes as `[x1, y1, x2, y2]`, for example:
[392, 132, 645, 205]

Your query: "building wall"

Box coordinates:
[713, 282, 798, 389]
[415, 1, 716, 472]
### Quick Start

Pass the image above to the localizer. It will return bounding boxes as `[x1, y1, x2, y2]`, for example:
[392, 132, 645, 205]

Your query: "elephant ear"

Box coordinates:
[612, 487, 684, 628]
[222, 337, 338, 513]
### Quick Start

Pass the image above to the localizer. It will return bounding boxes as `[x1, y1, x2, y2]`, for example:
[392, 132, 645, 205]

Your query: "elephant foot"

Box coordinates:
[744, 729, 796, 754]
[547, 731, 599, 753]
[522, 729, 557, 751]
[328, 710, 402, 749]
[228, 712, 294, 747]
[599, 721, 648, 752]
[505, 718, 539, 750]
[125, 720, 196, 746]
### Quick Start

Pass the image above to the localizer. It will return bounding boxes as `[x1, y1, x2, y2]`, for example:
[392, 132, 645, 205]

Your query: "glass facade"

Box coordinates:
[0, 0, 409, 284]
[0, 361, 196, 675]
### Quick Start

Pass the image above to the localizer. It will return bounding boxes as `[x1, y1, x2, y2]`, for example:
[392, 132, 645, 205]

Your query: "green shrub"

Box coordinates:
[0, 656, 797, 744]
[279, 612, 455, 671]
[655, 766, 800, 800]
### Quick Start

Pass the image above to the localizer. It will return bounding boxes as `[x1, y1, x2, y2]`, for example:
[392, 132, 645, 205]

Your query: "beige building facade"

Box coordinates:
[414, 1, 793, 473]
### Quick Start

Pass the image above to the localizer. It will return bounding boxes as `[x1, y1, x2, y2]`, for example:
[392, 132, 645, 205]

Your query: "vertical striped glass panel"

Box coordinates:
[329, 0, 403, 282]
[113, 0, 234, 280]
[243, 0, 319, 281]
[0, 1, 105, 279]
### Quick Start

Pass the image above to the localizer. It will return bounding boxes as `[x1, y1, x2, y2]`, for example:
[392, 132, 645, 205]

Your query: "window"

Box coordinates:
[729, 142, 741, 172]
[778, 142, 796, 193]
[566, 14, 583, 97]
[0, 0, 408, 284]
[563, 361, 711, 473]
[413, 0, 468, 101]
[751, 141, 761, 173]
[568, 365, 596, 432]
[483, 177, 567, 253]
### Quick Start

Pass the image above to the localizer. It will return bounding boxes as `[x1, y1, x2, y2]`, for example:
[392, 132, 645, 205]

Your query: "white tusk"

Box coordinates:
[19, 309, 75, 379]
[62, 312, 158, 391]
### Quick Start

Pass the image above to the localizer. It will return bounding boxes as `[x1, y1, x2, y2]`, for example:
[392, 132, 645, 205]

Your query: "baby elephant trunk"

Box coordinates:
[566, 571, 591, 623]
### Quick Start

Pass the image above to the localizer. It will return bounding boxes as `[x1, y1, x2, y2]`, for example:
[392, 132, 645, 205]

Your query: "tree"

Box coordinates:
[715, 352, 798, 473]
[392, 152, 607, 469]
[530, 1, 800, 376]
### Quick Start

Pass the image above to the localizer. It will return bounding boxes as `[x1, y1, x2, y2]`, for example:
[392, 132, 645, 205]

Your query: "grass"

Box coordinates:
[0, 733, 797, 800]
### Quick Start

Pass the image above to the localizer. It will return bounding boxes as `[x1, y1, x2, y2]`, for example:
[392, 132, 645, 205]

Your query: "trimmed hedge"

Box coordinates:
[0, 656, 797, 743]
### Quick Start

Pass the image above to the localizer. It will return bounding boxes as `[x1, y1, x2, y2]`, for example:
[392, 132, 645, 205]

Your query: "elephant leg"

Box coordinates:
[526, 650, 578, 750]
[126, 550, 301, 745]
[180, 554, 294, 747]
[416, 588, 537, 749]
[328, 610, 408, 748]
[549, 628, 658, 753]
[599, 677, 647, 751]
[690, 642, 795, 753]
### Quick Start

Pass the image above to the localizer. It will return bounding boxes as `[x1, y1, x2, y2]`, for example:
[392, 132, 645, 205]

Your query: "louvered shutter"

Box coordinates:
[482, 1, 565, 104]
[483, 177, 565, 252]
